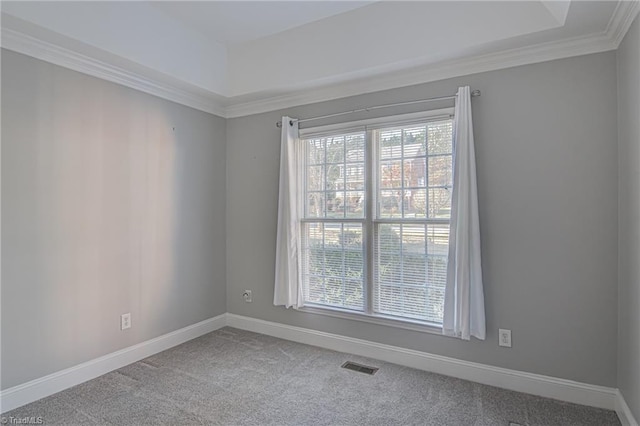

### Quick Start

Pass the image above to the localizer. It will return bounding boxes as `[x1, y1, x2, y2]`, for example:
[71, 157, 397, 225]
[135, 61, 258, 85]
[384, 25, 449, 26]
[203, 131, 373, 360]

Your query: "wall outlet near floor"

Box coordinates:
[121, 313, 131, 330]
[499, 329, 512, 347]
[243, 290, 252, 303]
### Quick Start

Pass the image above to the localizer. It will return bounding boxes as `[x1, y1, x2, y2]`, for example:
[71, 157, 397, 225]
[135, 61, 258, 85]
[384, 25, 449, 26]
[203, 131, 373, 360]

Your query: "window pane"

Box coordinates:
[427, 223, 450, 256]
[303, 118, 453, 325]
[326, 191, 344, 218]
[302, 222, 364, 310]
[374, 223, 449, 324]
[379, 160, 403, 189]
[307, 165, 324, 191]
[345, 280, 363, 308]
[345, 191, 364, 217]
[428, 156, 452, 188]
[403, 126, 427, 159]
[304, 132, 365, 219]
[402, 224, 427, 288]
[326, 164, 342, 191]
[379, 190, 402, 218]
[426, 224, 449, 323]
[306, 276, 324, 305]
[379, 129, 402, 159]
[405, 157, 426, 188]
[307, 138, 325, 165]
[325, 237, 344, 278]
[428, 187, 451, 219]
[427, 121, 453, 155]
[345, 163, 365, 190]
[307, 192, 325, 218]
[346, 134, 365, 162]
[403, 188, 426, 218]
[427, 257, 447, 322]
[376, 224, 401, 284]
[326, 136, 345, 163]
[376, 121, 451, 220]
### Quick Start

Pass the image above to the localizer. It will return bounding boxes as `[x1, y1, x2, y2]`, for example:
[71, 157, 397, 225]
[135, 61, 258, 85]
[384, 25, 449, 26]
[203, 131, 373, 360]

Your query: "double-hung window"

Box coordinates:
[300, 110, 453, 327]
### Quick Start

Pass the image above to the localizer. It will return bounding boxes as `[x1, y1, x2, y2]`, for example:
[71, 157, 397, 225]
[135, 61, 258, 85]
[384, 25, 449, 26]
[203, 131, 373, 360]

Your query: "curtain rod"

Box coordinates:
[276, 89, 480, 128]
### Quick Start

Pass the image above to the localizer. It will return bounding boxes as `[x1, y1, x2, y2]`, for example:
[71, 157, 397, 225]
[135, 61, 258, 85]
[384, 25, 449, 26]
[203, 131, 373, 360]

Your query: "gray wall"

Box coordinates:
[617, 13, 640, 421]
[1, 50, 227, 389]
[227, 51, 619, 387]
[1, 43, 624, 392]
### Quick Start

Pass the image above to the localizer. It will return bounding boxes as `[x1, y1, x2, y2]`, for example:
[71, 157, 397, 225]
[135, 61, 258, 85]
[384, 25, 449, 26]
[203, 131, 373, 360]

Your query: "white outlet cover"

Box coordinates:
[121, 313, 131, 330]
[499, 328, 512, 347]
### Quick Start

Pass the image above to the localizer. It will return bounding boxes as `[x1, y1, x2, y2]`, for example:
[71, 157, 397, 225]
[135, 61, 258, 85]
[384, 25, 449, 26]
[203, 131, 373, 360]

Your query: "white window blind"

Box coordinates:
[301, 132, 366, 310]
[374, 121, 452, 324]
[300, 114, 453, 325]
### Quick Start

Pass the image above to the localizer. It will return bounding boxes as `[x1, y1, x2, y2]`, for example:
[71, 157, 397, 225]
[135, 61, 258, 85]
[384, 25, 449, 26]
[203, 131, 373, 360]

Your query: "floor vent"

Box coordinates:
[341, 361, 379, 375]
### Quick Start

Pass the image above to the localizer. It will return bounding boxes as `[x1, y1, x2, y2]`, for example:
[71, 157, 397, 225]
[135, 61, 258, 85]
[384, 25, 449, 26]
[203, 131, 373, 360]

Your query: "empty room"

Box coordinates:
[1, 1, 639, 425]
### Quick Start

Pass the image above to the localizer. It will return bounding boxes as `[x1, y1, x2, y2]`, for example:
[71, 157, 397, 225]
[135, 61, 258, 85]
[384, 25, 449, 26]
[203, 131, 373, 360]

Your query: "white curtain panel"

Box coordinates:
[274, 117, 304, 309]
[443, 86, 486, 340]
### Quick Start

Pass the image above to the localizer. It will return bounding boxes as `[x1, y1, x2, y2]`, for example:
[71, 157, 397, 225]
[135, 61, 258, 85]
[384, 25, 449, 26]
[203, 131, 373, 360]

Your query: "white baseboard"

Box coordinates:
[616, 390, 639, 426]
[226, 313, 619, 412]
[0, 314, 227, 413]
[3, 312, 633, 424]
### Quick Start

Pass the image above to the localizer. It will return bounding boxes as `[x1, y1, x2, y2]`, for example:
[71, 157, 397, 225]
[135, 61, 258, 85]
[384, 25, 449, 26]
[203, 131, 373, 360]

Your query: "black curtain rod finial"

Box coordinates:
[275, 119, 296, 128]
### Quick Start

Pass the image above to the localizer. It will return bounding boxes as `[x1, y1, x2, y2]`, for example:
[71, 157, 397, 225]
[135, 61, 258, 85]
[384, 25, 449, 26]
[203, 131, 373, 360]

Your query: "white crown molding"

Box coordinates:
[607, 0, 640, 47]
[224, 30, 616, 118]
[1, 24, 228, 118]
[226, 314, 619, 411]
[2, 1, 638, 119]
[0, 314, 227, 413]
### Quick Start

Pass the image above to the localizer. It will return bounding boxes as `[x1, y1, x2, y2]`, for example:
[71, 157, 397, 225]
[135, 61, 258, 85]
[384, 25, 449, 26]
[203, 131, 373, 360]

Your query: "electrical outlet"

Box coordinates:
[243, 290, 252, 303]
[499, 329, 512, 347]
[121, 313, 131, 330]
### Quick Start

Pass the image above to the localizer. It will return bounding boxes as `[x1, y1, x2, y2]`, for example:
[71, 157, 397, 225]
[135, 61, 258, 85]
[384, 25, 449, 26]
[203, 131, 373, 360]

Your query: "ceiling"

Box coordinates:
[1, 1, 638, 117]
[151, 1, 376, 44]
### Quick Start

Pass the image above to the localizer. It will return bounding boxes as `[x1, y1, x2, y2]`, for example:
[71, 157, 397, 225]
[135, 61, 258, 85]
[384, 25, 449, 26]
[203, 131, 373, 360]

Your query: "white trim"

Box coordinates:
[299, 305, 443, 335]
[2, 312, 631, 421]
[607, 0, 640, 47]
[226, 314, 619, 411]
[0, 314, 227, 413]
[615, 390, 640, 426]
[3, 4, 638, 119]
[224, 31, 616, 118]
[0, 20, 227, 118]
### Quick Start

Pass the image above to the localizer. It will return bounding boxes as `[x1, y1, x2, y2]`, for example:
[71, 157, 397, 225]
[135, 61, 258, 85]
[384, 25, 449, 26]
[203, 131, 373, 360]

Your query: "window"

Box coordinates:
[300, 110, 453, 326]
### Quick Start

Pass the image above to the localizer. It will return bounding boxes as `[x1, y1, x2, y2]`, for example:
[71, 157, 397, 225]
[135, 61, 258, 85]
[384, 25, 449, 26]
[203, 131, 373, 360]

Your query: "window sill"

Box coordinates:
[298, 304, 444, 335]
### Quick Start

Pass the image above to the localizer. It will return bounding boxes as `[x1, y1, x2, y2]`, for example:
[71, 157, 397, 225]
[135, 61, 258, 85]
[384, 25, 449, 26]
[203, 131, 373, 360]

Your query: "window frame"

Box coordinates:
[298, 108, 454, 334]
